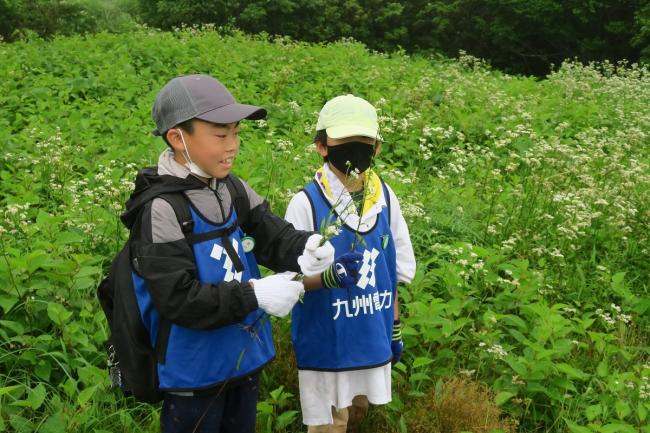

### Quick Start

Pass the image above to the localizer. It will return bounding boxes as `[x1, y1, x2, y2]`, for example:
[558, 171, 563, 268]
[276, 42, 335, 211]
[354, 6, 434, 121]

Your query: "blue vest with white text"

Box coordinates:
[132, 204, 275, 391]
[291, 180, 397, 371]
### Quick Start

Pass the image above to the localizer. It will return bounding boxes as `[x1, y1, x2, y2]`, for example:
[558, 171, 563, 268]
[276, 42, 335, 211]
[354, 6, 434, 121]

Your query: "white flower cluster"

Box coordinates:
[2, 203, 32, 234]
[479, 342, 508, 359]
[640, 376, 650, 400]
[595, 304, 632, 326]
[433, 61, 650, 267]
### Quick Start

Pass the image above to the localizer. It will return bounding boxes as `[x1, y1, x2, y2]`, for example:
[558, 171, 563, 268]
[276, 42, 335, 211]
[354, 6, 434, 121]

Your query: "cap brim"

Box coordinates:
[326, 124, 382, 141]
[196, 103, 267, 124]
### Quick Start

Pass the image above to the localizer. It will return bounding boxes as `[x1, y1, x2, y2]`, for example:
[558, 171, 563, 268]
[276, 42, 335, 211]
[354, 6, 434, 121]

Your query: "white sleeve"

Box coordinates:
[386, 184, 416, 284]
[284, 191, 314, 231]
[280, 191, 315, 279]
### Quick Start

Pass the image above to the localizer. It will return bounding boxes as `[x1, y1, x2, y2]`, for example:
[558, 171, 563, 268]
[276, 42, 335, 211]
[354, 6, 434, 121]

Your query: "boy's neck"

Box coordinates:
[327, 162, 364, 192]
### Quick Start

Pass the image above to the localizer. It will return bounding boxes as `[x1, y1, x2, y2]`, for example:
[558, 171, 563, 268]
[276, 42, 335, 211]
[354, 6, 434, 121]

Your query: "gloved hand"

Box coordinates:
[322, 252, 363, 289]
[250, 275, 304, 318]
[391, 319, 403, 366]
[297, 234, 335, 277]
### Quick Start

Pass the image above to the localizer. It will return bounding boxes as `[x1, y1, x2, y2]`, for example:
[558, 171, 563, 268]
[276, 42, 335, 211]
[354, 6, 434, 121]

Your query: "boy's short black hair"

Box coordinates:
[315, 129, 328, 162]
[162, 118, 195, 149]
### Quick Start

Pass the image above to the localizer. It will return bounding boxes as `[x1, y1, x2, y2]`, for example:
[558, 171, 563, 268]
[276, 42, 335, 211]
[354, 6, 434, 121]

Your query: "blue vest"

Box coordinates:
[132, 205, 275, 391]
[292, 181, 397, 371]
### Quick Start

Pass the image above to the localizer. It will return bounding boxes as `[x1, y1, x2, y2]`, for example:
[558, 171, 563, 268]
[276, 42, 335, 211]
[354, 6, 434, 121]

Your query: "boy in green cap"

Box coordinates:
[284, 94, 416, 432]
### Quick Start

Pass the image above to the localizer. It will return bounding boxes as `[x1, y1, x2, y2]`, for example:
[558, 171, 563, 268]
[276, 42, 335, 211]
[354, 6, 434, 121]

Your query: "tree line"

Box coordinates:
[2, 0, 649, 76]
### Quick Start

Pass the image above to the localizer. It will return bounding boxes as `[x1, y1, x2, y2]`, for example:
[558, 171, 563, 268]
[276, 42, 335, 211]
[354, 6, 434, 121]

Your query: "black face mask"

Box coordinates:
[326, 141, 375, 174]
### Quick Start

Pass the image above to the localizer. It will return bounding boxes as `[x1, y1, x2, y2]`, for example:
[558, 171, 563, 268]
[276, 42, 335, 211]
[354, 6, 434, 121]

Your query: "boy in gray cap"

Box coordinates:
[122, 74, 338, 433]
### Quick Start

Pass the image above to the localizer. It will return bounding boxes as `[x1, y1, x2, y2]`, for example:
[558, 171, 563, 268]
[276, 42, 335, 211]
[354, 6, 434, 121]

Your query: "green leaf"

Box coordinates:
[77, 365, 105, 387]
[77, 385, 98, 406]
[611, 272, 626, 290]
[0, 320, 25, 335]
[495, 391, 515, 406]
[56, 231, 84, 244]
[585, 404, 601, 421]
[9, 415, 33, 433]
[412, 357, 434, 368]
[62, 378, 77, 398]
[27, 250, 49, 273]
[615, 400, 631, 419]
[11, 399, 33, 408]
[0, 294, 19, 313]
[502, 314, 528, 331]
[555, 362, 588, 380]
[47, 302, 72, 326]
[632, 297, 650, 315]
[269, 385, 286, 401]
[256, 401, 273, 415]
[399, 415, 407, 433]
[36, 210, 54, 226]
[75, 266, 101, 278]
[505, 357, 528, 378]
[275, 410, 299, 429]
[600, 423, 637, 433]
[408, 372, 431, 384]
[564, 419, 591, 433]
[638, 402, 648, 422]
[27, 383, 46, 410]
[72, 276, 96, 290]
[35, 359, 52, 381]
[0, 384, 22, 396]
[610, 272, 631, 298]
[596, 360, 608, 377]
[40, 412, 67, 433]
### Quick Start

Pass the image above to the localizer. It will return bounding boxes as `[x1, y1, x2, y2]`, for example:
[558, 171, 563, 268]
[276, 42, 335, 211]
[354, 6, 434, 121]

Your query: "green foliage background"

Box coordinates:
[1, 0, 649, 75]
[0, 28, 649, 432]
[137, 0, 650, 75]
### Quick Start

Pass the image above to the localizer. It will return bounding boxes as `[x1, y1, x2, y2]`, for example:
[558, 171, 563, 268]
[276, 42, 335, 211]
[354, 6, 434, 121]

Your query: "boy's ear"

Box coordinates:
[315, 139, 328, 158]
[166, 129, 185, 153]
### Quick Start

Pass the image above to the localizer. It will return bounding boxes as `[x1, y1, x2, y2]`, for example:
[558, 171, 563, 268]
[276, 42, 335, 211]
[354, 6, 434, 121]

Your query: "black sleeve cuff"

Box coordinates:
[241, 281, 259, 311]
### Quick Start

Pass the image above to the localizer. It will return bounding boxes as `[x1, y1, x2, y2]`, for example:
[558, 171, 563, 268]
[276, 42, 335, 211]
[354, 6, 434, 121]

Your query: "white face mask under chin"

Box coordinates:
[178, 129, 212, 179]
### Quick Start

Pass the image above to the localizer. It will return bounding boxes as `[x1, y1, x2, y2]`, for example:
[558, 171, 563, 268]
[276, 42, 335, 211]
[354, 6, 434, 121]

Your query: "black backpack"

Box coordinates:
[97, 175, 250, 403]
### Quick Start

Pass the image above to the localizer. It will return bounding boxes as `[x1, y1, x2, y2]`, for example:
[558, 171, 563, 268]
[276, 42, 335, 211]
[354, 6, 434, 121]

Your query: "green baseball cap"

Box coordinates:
[316, 94, 382, 140]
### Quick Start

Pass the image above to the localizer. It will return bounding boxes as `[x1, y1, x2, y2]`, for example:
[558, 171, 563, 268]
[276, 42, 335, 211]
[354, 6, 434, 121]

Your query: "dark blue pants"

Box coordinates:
[160, 374, 259, 433]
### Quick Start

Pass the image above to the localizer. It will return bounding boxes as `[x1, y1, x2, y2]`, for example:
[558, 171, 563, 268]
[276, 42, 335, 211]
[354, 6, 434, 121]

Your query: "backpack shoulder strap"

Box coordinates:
[156, 192, 194, 237]
[225, 174, 250, 228]
[156, 189, 244, 274]
[133, 192, 191, 366]
[156, 186, 247, 275]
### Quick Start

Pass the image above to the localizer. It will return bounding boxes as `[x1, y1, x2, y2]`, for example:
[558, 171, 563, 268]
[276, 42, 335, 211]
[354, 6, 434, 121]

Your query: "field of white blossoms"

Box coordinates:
[0, 27, 649, 433]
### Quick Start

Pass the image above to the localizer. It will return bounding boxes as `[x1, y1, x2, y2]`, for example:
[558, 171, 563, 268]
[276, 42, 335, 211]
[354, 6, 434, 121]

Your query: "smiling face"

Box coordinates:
[166, 119, 241, 179]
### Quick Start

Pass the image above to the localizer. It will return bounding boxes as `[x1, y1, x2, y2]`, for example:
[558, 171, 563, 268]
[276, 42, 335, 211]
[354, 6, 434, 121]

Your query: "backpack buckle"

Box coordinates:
[180, 220, 194, 233]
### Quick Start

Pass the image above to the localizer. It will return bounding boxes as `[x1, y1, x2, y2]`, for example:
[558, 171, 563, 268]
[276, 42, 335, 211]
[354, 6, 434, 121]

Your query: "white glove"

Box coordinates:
[250, 275, 304, 318]
[297, 234, 335, 277]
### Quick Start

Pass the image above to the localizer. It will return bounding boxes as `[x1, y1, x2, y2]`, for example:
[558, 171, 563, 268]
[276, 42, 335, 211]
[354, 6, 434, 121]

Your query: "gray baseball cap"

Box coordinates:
[151, 74, 267, 136]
